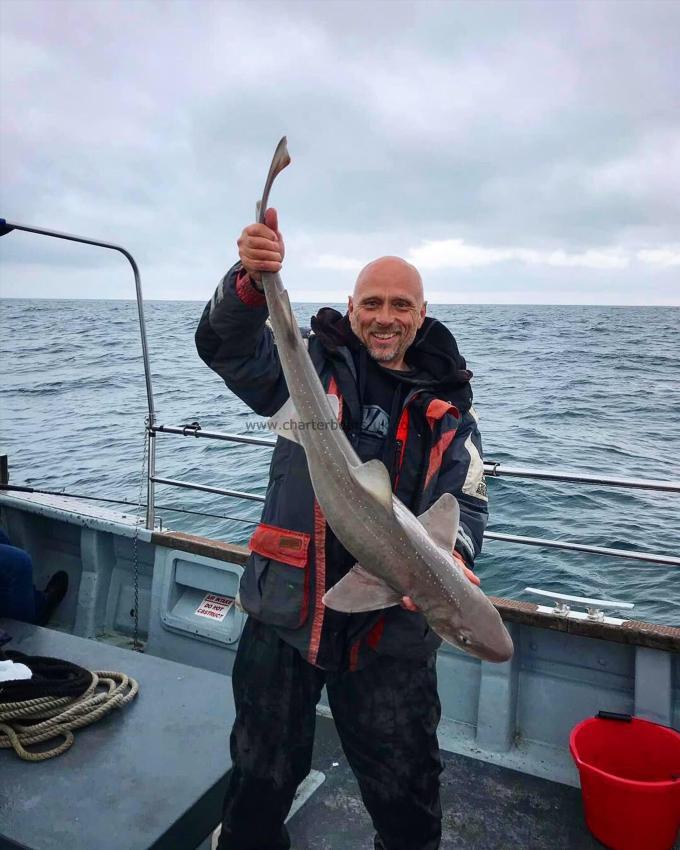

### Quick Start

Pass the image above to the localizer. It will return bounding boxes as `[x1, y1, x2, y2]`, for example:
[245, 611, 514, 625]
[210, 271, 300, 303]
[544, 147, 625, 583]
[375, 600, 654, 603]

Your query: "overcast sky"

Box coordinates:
[1, 0, 679, 304]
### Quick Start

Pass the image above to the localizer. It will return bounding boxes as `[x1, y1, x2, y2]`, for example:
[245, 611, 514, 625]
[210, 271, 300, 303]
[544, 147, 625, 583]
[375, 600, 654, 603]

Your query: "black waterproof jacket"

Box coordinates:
[196, 264, 489, 670]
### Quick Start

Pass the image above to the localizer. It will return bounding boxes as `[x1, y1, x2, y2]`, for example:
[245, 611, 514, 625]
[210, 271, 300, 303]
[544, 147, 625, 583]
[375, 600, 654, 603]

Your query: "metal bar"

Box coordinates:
[3, 221, 155, 424]
[3, 219, 158, 529]
[484, 463, 680, 494]
[151, 426, 680, 495]
[153, 425, 275, 448]
[149, 474, 679, 566]
[524, 587, 635, 609]
[485, 531, 680, 567]
[146, 426, 156, 529]
[150, 476, 266, 502]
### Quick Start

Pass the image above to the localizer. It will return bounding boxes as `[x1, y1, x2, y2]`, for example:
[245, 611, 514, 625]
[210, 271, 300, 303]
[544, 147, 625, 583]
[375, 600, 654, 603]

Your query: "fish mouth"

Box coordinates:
[439, 624, 514, 663]
[473, 626, 515, 663]
[478, 641, 514, 663]
[455, 640, 514, 663]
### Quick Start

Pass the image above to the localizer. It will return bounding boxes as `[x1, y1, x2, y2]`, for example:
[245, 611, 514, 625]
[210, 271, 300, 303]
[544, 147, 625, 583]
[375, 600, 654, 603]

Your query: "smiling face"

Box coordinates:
[348, 256, 427, 371]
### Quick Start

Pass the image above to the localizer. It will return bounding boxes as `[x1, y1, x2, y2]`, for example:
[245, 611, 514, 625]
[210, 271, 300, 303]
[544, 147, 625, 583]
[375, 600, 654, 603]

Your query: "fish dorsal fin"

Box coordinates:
[418, 492, 460, 552]
[322, 564, 402, 613]
[268, 394, 341, 444]
[351, 459, 393, 511]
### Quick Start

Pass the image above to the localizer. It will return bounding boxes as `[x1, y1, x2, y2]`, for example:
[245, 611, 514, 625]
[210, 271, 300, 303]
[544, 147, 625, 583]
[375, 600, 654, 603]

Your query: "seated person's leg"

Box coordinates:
[0, 531, 68, 625]
[0, 542, 38, 622]
[36, 571, 69, 626]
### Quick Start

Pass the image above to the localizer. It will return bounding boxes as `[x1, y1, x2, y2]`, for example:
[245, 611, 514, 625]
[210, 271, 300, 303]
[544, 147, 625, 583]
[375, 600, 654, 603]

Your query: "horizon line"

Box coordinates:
[1, 296, 679, 308]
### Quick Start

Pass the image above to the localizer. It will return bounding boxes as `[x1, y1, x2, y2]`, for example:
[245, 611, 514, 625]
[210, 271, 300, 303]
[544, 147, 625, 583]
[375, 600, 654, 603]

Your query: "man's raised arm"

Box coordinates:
[195, 208, 289, 417]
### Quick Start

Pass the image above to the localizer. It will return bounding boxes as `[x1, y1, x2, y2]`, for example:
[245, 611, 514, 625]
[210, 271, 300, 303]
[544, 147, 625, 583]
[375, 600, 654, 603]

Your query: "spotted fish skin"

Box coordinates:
[257, 139, 513, 663]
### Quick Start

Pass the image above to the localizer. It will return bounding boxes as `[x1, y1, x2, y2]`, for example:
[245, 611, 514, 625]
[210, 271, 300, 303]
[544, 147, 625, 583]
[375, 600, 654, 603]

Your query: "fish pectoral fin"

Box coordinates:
[418, 492, 460, 552]
[322, 565, 402, 613]
[351, 459, 394, 510]
[267, 394, 342, 443]
[267, 397, 300, 443]
[327, 393, 340, 421]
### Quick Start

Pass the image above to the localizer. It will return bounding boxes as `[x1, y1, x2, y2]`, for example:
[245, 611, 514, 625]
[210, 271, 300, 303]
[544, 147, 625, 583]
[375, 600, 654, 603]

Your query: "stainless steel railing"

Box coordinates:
[1, 218, 157, 528]
[152, 424, 680, 494]
[3, 218, 679, 570]
[149, 423, 680, 568]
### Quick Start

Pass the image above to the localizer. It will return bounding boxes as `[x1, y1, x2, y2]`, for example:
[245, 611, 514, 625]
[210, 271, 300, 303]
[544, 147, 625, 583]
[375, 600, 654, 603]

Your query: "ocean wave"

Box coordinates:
[2, 299, 678, 624]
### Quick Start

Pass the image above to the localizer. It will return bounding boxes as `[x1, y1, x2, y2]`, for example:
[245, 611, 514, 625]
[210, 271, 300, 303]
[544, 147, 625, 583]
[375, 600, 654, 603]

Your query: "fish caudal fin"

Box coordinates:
[323, 564, 402, 613]
[418, 492, 460, 551]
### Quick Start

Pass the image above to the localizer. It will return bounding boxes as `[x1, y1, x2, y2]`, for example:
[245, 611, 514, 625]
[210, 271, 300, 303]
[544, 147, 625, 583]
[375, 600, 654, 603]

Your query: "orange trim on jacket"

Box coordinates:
[249, 523, 310, 569]
[424, 430, 457, 490]
[308, 375, 342, 665]
[235, 268, 267, 307]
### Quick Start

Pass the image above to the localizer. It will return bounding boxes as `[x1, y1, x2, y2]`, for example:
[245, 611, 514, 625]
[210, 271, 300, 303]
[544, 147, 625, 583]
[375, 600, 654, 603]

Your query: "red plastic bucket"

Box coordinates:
[570, 714, 680, 850]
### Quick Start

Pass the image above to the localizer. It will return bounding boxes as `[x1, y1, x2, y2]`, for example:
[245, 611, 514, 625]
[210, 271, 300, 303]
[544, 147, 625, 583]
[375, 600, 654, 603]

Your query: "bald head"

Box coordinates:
[353, 256, 424, 304]
[348, 255, 427, 371]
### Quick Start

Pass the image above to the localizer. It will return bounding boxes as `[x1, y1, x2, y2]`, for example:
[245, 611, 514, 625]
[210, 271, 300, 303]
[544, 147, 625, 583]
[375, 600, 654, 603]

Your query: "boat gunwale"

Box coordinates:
[2, 489, 678, 653]
[153, 529, 680, 653]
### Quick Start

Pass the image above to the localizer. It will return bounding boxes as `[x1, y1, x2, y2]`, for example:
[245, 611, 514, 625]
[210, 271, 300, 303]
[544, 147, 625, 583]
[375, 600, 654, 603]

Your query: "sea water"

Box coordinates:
[1, 298, 678, 624]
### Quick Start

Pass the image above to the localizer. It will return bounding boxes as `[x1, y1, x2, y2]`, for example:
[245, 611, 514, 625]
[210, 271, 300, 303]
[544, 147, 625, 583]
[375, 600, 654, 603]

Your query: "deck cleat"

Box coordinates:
[524, 587, 635, 624]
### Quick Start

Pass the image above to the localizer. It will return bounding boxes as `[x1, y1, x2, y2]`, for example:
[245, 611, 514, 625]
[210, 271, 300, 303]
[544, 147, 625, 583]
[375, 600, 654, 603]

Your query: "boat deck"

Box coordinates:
[0, 620, 233, 850]
[289, 714, 601, 850]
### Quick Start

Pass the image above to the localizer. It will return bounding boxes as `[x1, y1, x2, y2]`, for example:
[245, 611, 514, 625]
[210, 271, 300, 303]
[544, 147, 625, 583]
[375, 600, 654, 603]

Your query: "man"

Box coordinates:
[195, 209, 488, 850]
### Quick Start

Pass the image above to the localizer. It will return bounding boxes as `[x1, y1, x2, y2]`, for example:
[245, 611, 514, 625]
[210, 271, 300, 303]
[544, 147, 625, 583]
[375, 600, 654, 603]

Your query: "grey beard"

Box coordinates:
[367, 344, 401, 363]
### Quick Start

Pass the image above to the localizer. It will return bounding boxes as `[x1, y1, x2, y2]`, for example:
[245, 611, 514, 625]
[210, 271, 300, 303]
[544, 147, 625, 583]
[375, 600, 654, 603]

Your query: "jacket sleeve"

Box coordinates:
[195, 262, 289, 417]
[431, 407, 489, 566]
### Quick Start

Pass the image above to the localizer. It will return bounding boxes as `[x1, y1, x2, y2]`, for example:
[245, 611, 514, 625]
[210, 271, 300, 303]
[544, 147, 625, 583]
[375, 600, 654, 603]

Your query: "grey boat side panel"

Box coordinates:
[516, 627, 635, 747]
[0, 620, 233, 850]
[105, 533, 155, 641]
[635, 645, 674, 727]
[0, 491, 153, 541]
[153, 528, 680, 652]
[436, 627, 634, 788]
[145, 546, 246, 676]
[475, 622, 520, 752]
[1, 494, 678, 791]
[437, 647, 482, 728]
[4, 505, 83, 633]
[1, 493, 155, 641]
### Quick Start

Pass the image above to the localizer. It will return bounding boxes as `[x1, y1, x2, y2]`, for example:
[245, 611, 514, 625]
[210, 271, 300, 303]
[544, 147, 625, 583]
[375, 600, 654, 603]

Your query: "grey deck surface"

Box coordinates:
[0, 620, 234, 850]
[0, 621, 613, 850]
[289, 715, 603, 850]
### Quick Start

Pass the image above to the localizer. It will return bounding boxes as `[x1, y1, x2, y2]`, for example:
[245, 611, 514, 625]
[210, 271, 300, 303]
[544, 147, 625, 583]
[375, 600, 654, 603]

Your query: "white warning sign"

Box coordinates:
[195, 592, 234, 622]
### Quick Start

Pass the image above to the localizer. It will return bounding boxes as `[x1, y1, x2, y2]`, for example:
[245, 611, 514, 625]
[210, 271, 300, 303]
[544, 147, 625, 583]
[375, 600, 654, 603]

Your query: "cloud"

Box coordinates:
[311, 254, 366, 272]
[409, 240, 630, 270]
[0, 0, 679, 304]
[637, 248, 680, 268]
[307, 238, 632, 273]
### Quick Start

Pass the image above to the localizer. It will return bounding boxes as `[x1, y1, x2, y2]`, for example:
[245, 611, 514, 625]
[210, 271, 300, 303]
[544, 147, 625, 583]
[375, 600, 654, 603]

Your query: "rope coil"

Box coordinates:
[0, 652, 139, 761]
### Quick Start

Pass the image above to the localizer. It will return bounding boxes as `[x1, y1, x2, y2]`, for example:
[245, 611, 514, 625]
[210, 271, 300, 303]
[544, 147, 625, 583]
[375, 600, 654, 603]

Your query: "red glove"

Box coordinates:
[453, 551, 481, 587]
